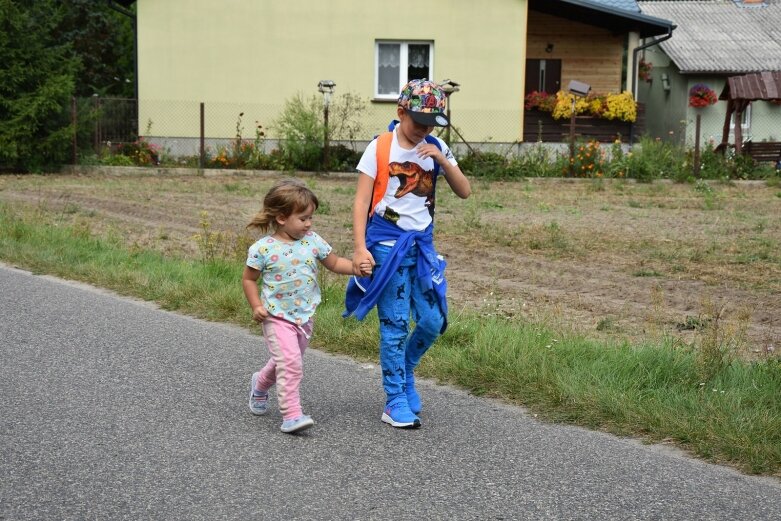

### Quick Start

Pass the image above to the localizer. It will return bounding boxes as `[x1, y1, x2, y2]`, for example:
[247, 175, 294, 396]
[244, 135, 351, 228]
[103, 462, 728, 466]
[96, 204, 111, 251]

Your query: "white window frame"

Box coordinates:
[730, 104, 752, 141]
[374, 40, 434, 100]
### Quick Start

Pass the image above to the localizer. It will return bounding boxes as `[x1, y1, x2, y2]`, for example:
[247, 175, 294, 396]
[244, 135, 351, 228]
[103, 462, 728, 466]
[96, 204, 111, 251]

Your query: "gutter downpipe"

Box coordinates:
[630, 25, 675, 142]
[631, 26, 674, 100]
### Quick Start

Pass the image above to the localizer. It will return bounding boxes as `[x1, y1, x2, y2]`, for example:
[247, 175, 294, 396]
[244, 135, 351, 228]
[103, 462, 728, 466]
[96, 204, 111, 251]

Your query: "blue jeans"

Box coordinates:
[371, 243, 445, 402]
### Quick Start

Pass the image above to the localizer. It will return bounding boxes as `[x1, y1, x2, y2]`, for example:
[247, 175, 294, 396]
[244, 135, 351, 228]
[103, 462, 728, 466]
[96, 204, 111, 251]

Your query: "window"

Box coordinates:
[730, 105, 752, 139]
[375, 41, 433, 99]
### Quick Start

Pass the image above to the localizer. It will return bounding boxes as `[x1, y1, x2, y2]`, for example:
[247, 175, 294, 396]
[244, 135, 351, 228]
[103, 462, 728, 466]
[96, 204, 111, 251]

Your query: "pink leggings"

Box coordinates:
[254, 316, 313, 421]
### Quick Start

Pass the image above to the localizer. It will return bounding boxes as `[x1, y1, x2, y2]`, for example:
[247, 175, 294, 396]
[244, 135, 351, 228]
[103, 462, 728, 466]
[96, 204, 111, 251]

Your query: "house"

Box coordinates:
[524, 0, 674, 143]
[637, 0, 781, 147]
[113, 0, 673, 154]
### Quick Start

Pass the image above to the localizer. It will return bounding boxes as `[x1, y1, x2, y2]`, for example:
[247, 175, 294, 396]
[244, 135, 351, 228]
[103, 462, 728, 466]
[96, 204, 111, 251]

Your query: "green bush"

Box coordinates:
[626, 136, 688, 182]
[274, 93, 326, 171]
[327, 144, 362, 172]
[518, 142, 565, 177]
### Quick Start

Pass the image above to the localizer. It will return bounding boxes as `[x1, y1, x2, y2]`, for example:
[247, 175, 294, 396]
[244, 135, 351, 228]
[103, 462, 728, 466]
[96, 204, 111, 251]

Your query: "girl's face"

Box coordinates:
[274, 203, 315, 242]
[396, 107, 434, 146]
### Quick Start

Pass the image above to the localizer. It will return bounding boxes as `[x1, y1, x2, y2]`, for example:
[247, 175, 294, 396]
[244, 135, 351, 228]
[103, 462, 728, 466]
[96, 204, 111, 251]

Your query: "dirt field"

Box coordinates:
[2, 168, 779, 357]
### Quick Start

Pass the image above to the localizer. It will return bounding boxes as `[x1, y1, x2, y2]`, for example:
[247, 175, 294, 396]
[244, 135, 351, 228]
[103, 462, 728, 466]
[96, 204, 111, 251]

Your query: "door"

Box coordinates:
[525, 59, 562, 94]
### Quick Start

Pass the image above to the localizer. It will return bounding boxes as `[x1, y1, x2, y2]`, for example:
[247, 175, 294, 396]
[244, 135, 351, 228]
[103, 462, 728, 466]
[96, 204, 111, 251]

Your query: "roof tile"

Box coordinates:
[638, 0, 781, 73]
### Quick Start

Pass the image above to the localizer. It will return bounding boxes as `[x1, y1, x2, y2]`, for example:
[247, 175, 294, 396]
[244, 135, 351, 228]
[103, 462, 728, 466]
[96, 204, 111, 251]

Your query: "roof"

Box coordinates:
[589, 0, 642, 12]
[638, 1, 781, 73]
[530, 0, 674, 37]
[720, 71, 781, 100]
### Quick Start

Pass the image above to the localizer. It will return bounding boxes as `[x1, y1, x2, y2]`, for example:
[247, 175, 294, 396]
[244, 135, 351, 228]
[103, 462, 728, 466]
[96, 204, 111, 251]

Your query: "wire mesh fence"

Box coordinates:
[72, 96, 780, 168]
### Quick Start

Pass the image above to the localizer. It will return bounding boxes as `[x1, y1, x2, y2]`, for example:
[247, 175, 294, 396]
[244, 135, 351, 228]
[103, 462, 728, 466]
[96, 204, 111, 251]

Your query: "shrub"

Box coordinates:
[274, 93, 324, 171]
[569, 140, 608, 178]
[626, 136, 687, 182]
[113, 139, 161, 166]
[327, 92, 369, 146]
[458, 151, 513, 179]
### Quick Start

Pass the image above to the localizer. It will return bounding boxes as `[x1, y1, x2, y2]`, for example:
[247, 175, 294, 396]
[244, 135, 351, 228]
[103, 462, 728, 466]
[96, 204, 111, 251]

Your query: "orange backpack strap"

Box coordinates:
[370, 131, 393, 217]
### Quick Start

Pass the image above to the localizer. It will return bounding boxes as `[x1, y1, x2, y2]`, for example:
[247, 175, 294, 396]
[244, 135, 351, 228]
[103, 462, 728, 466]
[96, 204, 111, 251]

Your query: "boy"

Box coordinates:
[348, 79, 471, 428]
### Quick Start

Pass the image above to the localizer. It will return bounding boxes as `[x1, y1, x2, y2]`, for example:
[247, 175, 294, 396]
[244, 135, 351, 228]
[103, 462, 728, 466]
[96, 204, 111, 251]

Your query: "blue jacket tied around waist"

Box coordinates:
[343, 214, 448, 333]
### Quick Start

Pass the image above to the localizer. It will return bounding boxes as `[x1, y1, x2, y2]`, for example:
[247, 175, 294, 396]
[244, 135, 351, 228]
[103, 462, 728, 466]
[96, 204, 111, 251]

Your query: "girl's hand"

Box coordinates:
[252, 304, 269, 323]
[357, 261, 373, 276]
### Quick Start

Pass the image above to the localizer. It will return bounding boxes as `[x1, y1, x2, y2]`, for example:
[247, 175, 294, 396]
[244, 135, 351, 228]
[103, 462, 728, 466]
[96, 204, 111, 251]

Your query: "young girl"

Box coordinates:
[242, 179, 368, 433]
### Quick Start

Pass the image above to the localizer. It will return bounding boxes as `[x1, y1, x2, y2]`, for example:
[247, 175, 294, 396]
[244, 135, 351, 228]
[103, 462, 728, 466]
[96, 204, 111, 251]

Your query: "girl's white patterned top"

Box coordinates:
[246, 231, 332, 325]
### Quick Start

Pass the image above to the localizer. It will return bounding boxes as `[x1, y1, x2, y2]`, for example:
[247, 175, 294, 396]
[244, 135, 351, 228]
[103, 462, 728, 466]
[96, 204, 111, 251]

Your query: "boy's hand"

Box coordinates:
[352, 249, 375, 276]
[252, 305, 269, 323]
[416, 143, 446, 166]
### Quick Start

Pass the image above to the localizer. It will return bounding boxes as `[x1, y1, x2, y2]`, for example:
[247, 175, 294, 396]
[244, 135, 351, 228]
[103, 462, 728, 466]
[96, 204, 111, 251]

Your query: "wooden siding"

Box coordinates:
[526, 11, 625, 95]
[523, 104, 645, 143]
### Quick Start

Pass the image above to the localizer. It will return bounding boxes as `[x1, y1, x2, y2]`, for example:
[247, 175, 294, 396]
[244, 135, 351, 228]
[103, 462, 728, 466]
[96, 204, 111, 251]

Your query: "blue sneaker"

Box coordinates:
[281, 415, 315, 433]
[406, 373, 422, 415]
[248, 372, 268, 416]
[381, 397, 421, 429]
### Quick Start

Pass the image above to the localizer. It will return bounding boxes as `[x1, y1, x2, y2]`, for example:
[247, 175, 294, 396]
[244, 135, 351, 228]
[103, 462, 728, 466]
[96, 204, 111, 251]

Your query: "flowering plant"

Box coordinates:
[638, 59, 653, 82]
[547, 91, 637, 123]
[114, 138, 161, 166]
[688, 83, 718, 108]
[524, 90, 556, 112]
[568, 140, 608, 178]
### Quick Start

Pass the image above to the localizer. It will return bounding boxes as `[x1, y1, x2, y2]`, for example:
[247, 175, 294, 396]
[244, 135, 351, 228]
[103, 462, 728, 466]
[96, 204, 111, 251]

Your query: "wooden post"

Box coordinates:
[323, 103, 330, 171]
[71, 97, 77, 165]
[94, 96, 100, 154]
[720, 99, 734, 148]
[568, 98, 576, 177]
[734, 105, 744, 155]
[199, 102, 205, 169]
[693, 114, 701, 177]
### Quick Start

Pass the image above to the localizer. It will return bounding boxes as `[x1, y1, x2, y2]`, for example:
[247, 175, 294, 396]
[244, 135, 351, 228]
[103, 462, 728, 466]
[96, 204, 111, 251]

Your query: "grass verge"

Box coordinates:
[1, 202, 779, 477]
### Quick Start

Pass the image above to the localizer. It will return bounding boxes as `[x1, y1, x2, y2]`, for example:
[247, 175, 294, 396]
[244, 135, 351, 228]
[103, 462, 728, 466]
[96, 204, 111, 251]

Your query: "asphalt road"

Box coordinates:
[1, 264, 779, 520]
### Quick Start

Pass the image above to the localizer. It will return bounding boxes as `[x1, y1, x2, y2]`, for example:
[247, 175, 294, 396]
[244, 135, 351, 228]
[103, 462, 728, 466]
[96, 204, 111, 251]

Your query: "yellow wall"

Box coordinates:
[137, 0, 527, 143]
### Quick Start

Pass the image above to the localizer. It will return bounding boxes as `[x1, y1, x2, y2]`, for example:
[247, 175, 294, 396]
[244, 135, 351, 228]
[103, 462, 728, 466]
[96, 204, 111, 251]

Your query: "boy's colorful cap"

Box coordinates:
[398, 79, 450, 127]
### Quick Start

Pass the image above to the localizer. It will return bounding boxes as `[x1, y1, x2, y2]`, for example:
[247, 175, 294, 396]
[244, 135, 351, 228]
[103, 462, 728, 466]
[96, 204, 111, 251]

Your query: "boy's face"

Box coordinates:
[397, 107, 434, 144]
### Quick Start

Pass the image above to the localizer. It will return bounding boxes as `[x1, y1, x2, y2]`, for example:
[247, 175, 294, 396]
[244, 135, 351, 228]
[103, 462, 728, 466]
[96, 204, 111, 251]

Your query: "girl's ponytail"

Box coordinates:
[246, 179, 319, 233]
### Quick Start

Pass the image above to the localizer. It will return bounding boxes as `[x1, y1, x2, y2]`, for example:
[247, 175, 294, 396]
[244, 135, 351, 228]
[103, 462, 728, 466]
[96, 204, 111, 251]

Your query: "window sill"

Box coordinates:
[371, 98, 398, 104]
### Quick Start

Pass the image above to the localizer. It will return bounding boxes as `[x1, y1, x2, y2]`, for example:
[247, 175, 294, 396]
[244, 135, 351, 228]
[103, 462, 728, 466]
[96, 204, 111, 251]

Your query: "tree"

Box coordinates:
[0, 0, 79, 172]
[56, 0, 135, 97]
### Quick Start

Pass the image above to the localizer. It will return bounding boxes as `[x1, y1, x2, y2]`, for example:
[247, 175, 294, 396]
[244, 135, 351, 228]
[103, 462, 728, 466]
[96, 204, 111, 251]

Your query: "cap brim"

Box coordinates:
[406, 110, 449, 127]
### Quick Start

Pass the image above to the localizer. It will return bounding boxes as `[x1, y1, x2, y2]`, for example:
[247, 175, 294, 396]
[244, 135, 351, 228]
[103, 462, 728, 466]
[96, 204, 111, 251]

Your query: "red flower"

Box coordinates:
[688, 83, 718, 108]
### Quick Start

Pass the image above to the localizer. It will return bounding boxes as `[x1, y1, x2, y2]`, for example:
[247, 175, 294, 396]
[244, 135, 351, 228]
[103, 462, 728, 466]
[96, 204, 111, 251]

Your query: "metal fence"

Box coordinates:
[72, 96, 780, 164]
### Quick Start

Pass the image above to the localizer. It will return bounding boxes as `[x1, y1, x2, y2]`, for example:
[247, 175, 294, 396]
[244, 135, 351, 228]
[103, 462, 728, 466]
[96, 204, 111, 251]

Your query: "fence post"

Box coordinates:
[694, 113, 701, 177]
[200, 102, 205, 169]
[71, 97, 77, 165]
[93, 95, 100, 154]
[568, 98, 576, 177]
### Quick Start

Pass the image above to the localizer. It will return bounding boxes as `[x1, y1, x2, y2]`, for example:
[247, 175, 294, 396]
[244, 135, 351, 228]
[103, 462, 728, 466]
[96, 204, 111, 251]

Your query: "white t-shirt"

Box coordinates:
[356, 129, 457, 231]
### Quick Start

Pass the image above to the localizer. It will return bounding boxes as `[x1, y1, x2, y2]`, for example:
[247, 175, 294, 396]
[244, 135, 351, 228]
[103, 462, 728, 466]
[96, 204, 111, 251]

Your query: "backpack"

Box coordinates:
[369, 120, 442, 217]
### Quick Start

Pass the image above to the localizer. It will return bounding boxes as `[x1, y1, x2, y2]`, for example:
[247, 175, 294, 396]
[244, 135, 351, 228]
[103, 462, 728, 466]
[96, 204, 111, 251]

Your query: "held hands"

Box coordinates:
[356, 262, 373, 276]
[352, 249, 375, 277]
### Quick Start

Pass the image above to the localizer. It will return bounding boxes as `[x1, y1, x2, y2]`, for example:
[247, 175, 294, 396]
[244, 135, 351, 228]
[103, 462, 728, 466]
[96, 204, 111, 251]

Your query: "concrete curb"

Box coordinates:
[61, 165, 359, 180]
